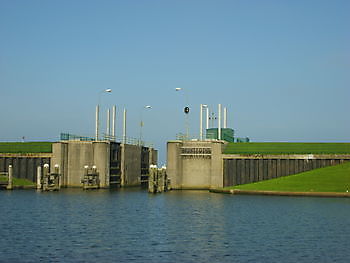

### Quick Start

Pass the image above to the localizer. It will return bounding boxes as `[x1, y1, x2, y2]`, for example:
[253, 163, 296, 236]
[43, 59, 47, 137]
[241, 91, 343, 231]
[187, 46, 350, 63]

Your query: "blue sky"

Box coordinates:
[1, 0, 349, 163]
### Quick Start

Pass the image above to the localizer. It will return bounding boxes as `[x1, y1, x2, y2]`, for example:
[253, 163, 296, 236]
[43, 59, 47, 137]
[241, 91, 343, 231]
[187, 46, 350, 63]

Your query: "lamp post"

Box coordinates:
[200, 104, 208, 140]
[139, 105, 152, 146]
[175, 88, 190, 139]
[95, 89, 112, 141]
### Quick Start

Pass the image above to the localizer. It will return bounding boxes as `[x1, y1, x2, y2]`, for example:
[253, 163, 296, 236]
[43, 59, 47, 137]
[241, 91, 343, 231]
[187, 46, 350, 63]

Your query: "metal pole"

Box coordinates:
[206, 107, 209, 130]
[95, 105, 99, 141]
[218, 104, 221, 140]
[224, 107, 227, 128]
[200, 104, 203, 140]
[123, 108, 127, 144]
[112, 105, 116, 140]
[106, 108, 110, 140]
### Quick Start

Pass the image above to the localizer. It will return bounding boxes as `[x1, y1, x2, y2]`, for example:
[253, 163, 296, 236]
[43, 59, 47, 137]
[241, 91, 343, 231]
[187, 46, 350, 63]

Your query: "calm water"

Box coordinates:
[0, 189, 349, 263]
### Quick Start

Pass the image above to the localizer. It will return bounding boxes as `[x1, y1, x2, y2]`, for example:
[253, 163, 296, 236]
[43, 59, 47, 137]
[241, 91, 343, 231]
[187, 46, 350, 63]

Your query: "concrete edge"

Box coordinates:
[209, 189, 350, 198]
[172, 187, 211, 191]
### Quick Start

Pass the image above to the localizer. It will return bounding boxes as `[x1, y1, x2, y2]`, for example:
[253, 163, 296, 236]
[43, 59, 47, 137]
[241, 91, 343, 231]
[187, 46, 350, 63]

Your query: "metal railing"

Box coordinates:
[60, 133, 154, 148]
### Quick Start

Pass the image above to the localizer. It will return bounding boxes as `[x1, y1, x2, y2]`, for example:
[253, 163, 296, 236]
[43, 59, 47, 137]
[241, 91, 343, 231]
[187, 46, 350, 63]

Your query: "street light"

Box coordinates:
[200, 104, 208, 140]
[175, 88, 190, 139]
[139, 105, 152, 146]
[95, 89, 112, 141]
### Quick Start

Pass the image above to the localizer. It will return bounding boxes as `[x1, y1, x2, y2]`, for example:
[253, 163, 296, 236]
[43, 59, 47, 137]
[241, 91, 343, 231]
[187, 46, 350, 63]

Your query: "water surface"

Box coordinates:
[0, 189, 349, 262]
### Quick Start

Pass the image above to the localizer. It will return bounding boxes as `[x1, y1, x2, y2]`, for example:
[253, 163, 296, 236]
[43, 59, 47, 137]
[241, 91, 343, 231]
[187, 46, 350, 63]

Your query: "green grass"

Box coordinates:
[13, 177, 35, 186]
[226, 162, 350, 193]
[0, 142, 53, 153]
[0, 176, 35, 187]
[224, 142, 350, 155]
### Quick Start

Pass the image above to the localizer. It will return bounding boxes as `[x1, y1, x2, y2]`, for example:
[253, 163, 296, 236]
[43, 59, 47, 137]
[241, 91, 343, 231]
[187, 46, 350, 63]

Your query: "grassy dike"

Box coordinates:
[223, 142, 350, 155]
[211, 162, 350, 197]
[0, 142, 52, 153]
[0, 176, 35, 189]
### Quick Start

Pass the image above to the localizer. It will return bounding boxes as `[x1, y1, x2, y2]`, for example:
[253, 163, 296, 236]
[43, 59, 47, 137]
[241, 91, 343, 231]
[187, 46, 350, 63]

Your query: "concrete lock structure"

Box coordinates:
[0, 141, 157, 188]
[51, 141, 157, 188]
[167, 140, 227, 189]
[167, 140, 350, 189]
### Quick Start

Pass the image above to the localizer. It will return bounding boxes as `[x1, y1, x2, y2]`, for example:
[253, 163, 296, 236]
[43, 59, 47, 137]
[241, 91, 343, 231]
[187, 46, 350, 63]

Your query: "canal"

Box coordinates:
[0, 189, 349, 262]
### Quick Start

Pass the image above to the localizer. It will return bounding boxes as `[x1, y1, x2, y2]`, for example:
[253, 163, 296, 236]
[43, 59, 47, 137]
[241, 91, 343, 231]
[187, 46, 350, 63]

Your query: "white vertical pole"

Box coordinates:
[95, 105, 99, 141]
[123, 108, 127, 144]
[37, 166, 42, 190]
[7, 165, 13, 190]
[200, 104, 203, 140]
[112, 105, 116, 140]
[224, 107, 227, 128]
[106, 108, 110, 140]
[206, 107, 209, 130]
[218, 104, 222, 140]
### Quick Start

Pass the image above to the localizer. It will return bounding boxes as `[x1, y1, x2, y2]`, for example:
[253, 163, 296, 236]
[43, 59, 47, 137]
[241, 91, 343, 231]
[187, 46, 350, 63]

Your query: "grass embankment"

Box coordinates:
[224, 142, 350, 155]
[0, 142, 52, 153]
[12, 178, 35, 186]
[0, 176, 35, 187]
[226, 162, 350, 193]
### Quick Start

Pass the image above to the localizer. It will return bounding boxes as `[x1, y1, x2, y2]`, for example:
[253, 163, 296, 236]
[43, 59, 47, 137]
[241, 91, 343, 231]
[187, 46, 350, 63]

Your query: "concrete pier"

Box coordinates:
[167, 140, 226, 189]
[81, 165, 100, 189]
[40, 164, 60, 191]
[148, 165, 170, 193]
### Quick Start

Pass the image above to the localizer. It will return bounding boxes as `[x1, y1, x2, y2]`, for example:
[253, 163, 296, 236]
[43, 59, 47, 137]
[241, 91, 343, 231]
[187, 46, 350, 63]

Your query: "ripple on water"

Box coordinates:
[0, 190, 349, 262]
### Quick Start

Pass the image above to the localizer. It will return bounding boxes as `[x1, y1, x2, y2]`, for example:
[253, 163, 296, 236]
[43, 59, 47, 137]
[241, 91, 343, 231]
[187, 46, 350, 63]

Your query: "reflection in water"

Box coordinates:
[0, 189, 349, 262]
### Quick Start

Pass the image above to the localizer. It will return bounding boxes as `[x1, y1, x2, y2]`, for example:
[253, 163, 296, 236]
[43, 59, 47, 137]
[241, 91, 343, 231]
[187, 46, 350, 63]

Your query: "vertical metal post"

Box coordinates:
[206, 107, 209, 130]
[123, 108, 127, 144]
[224, 107, 227, 128]
[200, 104, 203, 140]
[218, 104, 222, 140]
[112, 105, 116, 140]
[95, 105, 100, 141]
[106, 108, 110, 140]
[37, 166, 42, 190]
[7, 165, 13, 190]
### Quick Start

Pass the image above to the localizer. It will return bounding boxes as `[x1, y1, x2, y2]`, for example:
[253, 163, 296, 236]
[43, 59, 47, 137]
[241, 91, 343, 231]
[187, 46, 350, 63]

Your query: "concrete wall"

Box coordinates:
[52, 141, 157, 188]
[167, 140, 226, 189]
[121, 144, 141, 186]
[167, 141, 183, 188]
[51, 141, 110, 188]
[223, 155, 350, 187]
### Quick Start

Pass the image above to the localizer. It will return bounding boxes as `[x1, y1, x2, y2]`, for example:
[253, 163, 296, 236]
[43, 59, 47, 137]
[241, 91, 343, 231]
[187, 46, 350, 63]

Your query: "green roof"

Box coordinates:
[224, 142, 350, 155]
[0, 142, 53, 153]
